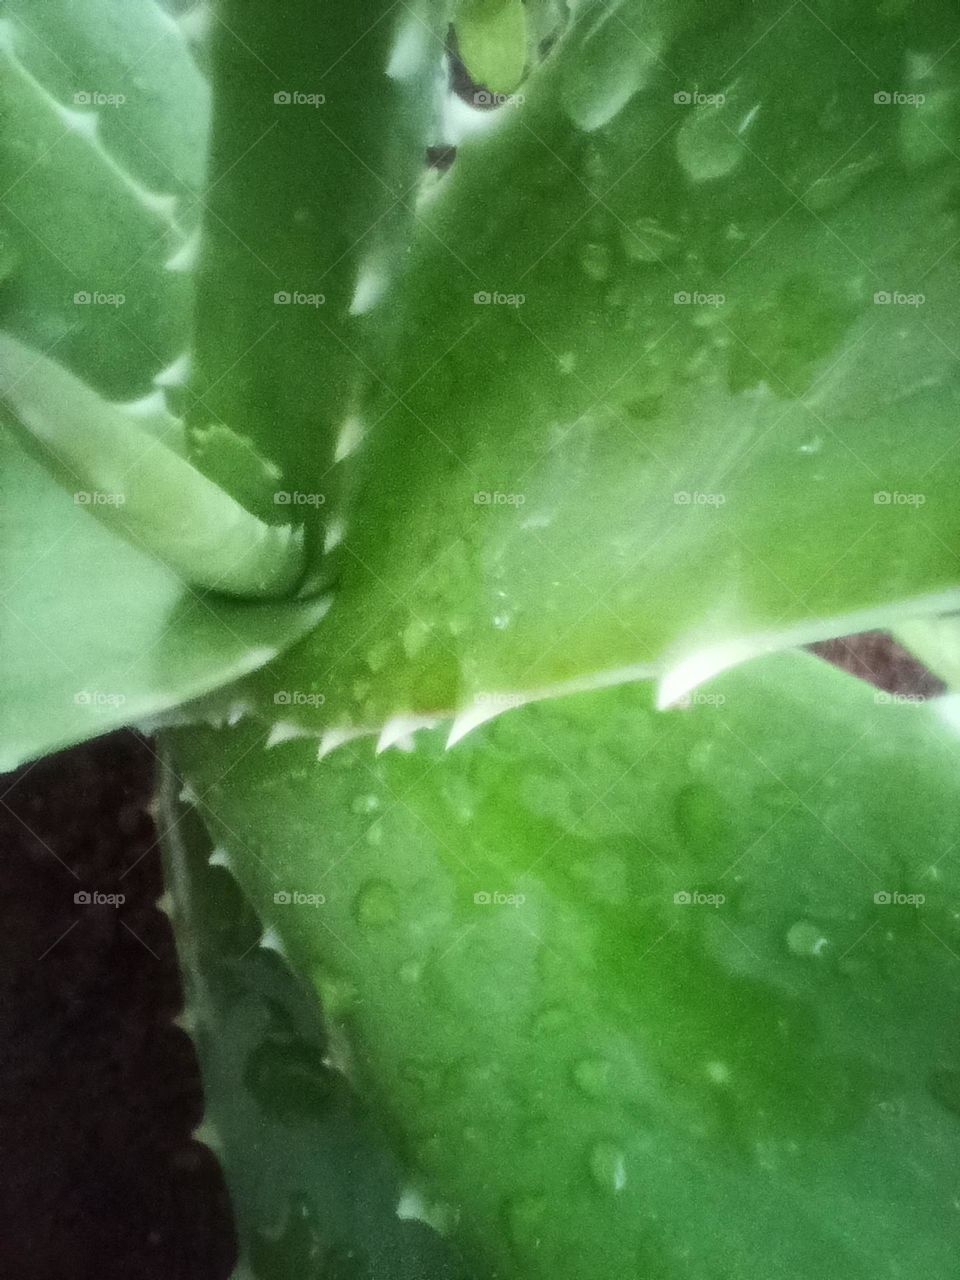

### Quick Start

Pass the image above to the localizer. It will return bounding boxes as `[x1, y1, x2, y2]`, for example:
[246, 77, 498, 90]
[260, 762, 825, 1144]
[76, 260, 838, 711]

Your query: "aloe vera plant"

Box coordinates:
[6, 0, 960, 1275]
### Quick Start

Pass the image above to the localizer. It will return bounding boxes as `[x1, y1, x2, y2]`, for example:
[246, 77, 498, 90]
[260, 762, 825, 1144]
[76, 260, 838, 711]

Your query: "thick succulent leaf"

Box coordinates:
[0, 0, 207, 396]
[0, 335, 305, 598]
[258, 0, 960, 737]
[189, 0, 451, 532]
[172, 650, 960, 1279]
[0, 432, 327, 771]
[158, 767, 477, 1280]
[158, 762, 481, 1274]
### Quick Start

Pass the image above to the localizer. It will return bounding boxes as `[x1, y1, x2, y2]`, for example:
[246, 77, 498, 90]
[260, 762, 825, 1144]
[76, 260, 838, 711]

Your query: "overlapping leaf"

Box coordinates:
[0, 430, 327, 771]
[0, 0, 207, 395]
[256, 0, 960, 738]
[172, 650, 960, 1278]
[159, 770, 476, 1280]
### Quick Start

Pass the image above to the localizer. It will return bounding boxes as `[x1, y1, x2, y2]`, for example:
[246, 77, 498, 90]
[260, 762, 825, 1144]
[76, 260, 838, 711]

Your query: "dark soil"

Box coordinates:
[0, 731, 235, 1280]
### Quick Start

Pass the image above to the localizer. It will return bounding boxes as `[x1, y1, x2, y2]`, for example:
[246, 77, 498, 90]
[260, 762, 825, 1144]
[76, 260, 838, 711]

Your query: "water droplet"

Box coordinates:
[621, 217, 681, 263]
[351, 792, 381, 815]
[572, 1058, 611, 1098]
[588, 1141, 627, 1193]
[705, 1060, 732, 1085]
[562, 18, 662, 131]
[366, 639, 391, 672]
[401, 616, 431, 657]
[804, 156, 879, 211]
[312, 967, 358, 1018]
[354, 878, 399, 929]
[558, 351, 577, 374]
[398, 958, 422, 985]
[687, 739, 716, 771]
[798, 434, 823, 455]
[676, 94, 755, 183]
[786, 920, 830, 957]
[579, 241, 611, 281]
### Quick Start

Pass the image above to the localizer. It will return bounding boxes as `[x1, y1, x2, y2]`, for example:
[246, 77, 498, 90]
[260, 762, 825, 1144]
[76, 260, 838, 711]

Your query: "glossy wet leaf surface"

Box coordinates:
[172, 650, 960, 1278]
[159, 757, 476, 1280]
[260, 0, 960, 734]
[0, 0, 206, 395]
[0, 432, 327, 771]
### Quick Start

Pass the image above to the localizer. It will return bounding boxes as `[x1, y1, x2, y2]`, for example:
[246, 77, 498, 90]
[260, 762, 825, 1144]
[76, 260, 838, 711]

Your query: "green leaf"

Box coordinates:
[189, 0, 452, 533]
[158, 765, 477, 1280]
[172, 649, 960, 1279]
[455, 0, 527, 95]
[0, 0, 207, 396]
[0, 335, 305, 598]
[895, 616, 960, 690]
[257, 0, 960, 738]
[0, 431, 327, 771]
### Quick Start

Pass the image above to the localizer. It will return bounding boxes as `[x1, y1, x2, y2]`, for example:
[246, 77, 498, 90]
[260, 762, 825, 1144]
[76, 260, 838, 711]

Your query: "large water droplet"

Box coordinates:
[563, 17, 663, 131]
[579, 241, 611, 281]
[312, 967, 358, 1018]
[401, 616, 431, 657]
[676, 93, 757, 183]
[354, 878, 399, 929]
[786, 919, 830, 957]
[572, 1057, 612, 1098]
[398, 958, 423, 985]
[351, 792, 381, 815]
[588, 1141, 627, 1193]
[621, 217, 681, 263]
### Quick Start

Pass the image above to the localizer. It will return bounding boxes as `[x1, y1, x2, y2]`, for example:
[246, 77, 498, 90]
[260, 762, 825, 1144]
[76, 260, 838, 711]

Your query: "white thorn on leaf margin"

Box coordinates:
[323, 516, 345, 554]
[446, 698, 517, 748]
[265, 720, 316, 749]
[317, 725, 371, 760]
[165, 228, 200, 273]
[376, 714, 442, 754]
[154, 352, 191, 388]
[259, 925, 286, 956]
[334, 414, 364, 463]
